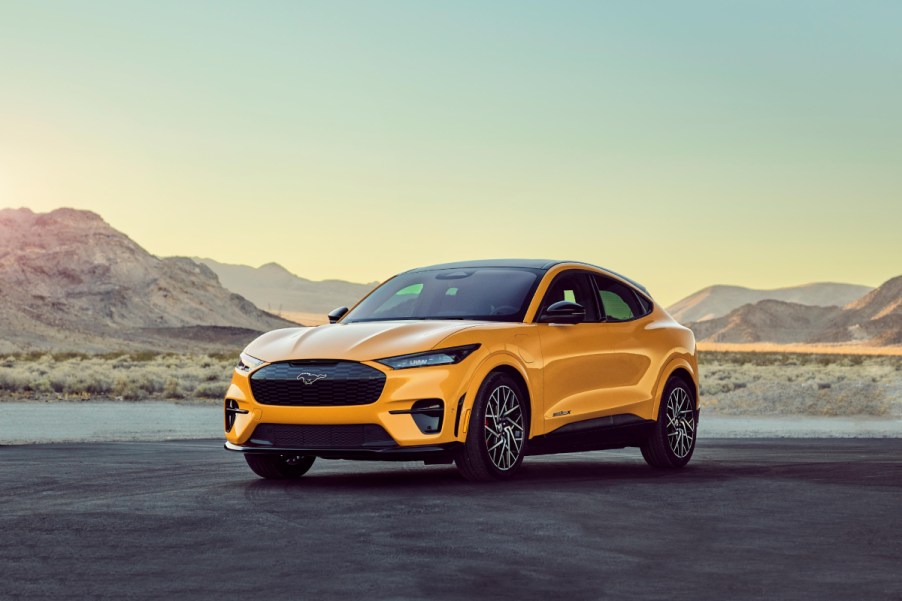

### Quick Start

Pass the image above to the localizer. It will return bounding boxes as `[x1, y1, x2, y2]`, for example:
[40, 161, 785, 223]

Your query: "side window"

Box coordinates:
[593, 275, 643, 322]
[539, 272, 599, 322]
[634, 291, 653, 316]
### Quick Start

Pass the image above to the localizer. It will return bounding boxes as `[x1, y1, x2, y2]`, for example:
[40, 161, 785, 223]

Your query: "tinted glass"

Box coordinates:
[634, 292, 653, 316]
[594, 275, 643, 321]
[344, 268, 540, 323]
[539, 272, 599, 322]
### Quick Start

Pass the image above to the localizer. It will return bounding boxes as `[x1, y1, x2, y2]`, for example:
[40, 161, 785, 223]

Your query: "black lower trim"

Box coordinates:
[248, 423, 396, 449]
[527, 413, 655, 456]
[225, 440, 461, 462]
[224, 411, 658, 462]
[547, 413, 648, 435]
[453, 395, 466, 437]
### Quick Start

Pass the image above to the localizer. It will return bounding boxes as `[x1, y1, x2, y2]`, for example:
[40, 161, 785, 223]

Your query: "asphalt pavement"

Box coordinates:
[1, 439, 900, 601]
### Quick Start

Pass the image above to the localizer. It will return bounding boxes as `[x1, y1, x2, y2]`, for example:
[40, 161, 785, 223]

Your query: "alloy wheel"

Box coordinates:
[483, 384, 525, 471]
[666, 386, 695, 458]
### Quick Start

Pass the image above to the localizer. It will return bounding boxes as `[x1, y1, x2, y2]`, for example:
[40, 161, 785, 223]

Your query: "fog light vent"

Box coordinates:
[390, 399, 444, 435]
[224, 399, 248, 433]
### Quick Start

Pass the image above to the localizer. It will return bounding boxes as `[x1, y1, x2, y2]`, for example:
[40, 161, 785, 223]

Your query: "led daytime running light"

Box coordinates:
[377, 344, 480, 370]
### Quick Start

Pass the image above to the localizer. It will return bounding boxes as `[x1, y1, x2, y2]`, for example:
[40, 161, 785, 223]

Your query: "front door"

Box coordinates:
[536, 270, 607, 431]
[537, 271, 655, 433]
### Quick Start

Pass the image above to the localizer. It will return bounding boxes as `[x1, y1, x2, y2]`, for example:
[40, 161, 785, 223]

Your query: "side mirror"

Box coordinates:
[328, 306, 349, 324]
[538, 300, 586, 324]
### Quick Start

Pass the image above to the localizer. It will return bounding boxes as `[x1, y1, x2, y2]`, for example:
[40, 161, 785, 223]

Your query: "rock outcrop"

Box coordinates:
[0, 207, 292, 352]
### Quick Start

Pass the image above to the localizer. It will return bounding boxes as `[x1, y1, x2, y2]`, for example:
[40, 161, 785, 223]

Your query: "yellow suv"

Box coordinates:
[224, 260, 698, 481]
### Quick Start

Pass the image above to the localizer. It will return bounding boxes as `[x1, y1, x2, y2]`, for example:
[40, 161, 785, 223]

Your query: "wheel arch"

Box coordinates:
[458, 352, 534, 441]
[652, 357, 699, 417]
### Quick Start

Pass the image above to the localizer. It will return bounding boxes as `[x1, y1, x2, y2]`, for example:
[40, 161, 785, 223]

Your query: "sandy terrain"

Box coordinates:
[276, 311, 329, 326]
[698, 342, 902, 356]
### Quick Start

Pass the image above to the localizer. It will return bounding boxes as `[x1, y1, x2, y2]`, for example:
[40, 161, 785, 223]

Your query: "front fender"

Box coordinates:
[454, 350, 535, 442]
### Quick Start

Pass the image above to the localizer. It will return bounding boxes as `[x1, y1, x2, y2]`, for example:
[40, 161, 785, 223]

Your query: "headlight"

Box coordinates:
[236, 352, 265, 373]
[376, 344, 480, 370]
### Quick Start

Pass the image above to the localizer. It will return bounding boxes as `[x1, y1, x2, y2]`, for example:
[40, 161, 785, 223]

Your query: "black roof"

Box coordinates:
[403, 259, 650, 296]
[404, 259, 561, 272]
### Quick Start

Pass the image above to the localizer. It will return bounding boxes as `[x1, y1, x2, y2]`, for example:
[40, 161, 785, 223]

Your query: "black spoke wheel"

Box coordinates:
[455, 372, 528, 481]
[244, 453, 316, 479]
[641, 376, 697, 469]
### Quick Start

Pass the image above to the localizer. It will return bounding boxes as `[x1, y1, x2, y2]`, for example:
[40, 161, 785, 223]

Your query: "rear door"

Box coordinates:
[587, 274, 656, 416]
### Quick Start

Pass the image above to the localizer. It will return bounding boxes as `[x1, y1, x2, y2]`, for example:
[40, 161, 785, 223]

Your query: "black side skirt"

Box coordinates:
[527, 413, 655, 456]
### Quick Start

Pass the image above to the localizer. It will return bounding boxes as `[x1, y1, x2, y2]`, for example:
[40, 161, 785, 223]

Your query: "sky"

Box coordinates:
[0, 0, 899, 306]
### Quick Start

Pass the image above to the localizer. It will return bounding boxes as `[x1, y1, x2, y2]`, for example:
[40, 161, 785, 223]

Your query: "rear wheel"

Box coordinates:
[641, 377, 697, 469]
[455, 372, 528, 481]
[244, 454, 316, 479]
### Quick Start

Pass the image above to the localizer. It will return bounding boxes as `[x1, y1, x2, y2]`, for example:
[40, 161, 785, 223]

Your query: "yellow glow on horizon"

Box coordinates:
[1, 2, 899, 306]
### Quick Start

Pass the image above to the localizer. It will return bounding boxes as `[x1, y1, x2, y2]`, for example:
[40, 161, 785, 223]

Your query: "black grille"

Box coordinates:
[248, 423, 396, 448]
[250, 361, 386, 406]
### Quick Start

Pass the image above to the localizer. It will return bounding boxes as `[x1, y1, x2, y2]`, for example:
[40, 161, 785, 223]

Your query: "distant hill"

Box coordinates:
[811, 275, 902, 346]
[687, 276, 902, 347]
[195, 258, 377, 318]
[0, 208, 292, 353]
[689, 301, 844, 344]
[667, 282, 873, 323]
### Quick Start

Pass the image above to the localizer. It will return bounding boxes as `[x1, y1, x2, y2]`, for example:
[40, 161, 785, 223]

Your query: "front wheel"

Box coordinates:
[455, 372, 529, 481]
[244, 453, 316, 479]
[641, 377, 697, 469]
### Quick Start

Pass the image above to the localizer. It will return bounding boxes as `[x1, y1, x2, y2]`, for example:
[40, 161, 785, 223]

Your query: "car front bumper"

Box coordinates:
[223, 359, 475, 455]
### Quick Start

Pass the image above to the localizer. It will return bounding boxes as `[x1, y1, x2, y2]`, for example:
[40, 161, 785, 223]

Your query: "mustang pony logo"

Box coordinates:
[296, 372, 328, 385]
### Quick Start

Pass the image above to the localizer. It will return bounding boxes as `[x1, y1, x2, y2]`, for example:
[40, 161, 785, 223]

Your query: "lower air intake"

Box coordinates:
[248, 423, 396, 449]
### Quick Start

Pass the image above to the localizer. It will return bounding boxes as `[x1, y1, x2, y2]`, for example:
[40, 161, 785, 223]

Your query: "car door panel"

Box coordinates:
[538, 272, 658, 434]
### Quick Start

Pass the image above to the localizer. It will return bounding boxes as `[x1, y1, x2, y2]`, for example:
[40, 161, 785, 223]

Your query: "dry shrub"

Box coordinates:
[699, 351, 901, 416]
[0, 353, 235, 401]
[2, 350, 899, 414]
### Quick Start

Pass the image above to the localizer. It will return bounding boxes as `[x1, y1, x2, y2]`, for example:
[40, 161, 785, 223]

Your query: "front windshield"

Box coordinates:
[343, 267, 541, 323]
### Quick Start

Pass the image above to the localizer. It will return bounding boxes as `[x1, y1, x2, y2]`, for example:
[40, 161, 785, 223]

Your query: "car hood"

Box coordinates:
[244, 320, 482, 363]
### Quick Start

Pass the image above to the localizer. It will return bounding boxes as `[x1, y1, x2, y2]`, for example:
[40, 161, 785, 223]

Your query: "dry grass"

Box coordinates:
[1, 351, 899, 417]
[0, 353, 235, 402]
[698, 351, 902, 417]
[698, 342, 902, 356]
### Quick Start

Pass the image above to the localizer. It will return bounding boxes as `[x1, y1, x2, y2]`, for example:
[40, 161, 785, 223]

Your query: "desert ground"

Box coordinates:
[699, 350, 901, 417]
[1, 350, 899, 420]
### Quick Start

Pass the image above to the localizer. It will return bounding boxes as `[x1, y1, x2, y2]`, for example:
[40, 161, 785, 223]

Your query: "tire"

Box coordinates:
[641, 376, 697, 469]
[455, 372, 529, 481]
[244, 453, 316, 479]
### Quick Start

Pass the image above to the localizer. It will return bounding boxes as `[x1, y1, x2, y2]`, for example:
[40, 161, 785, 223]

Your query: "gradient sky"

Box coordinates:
[1, 1, 899, 306]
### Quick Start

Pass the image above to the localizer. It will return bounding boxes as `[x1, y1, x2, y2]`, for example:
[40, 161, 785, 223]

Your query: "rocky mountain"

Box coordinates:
[195, 258, 376, 317]
[667, 282, 873, 323]
[688, 302, 844, 344]
[0, 208, 292, 352]
[810, 276, 902, 346]
[687, 276, 902, 346]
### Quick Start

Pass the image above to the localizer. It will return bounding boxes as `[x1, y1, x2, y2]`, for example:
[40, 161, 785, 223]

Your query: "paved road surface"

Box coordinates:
[2, 439, 900, 600]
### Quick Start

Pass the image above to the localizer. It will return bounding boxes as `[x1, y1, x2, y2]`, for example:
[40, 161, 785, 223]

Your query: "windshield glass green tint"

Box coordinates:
[344, 268, 540, 323]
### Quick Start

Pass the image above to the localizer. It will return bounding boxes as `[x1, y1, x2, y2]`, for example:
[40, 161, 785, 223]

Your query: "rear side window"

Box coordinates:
[593, 275, 644, 322]
[634, 292, 653, 316]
